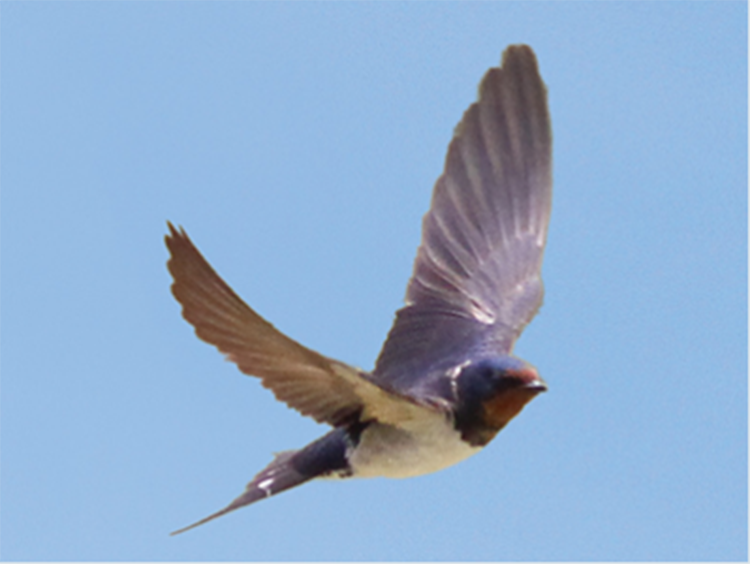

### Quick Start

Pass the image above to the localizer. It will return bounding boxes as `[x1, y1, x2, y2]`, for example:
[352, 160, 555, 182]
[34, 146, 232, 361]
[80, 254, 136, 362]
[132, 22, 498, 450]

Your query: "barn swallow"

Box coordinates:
[166, 44, 552, 535]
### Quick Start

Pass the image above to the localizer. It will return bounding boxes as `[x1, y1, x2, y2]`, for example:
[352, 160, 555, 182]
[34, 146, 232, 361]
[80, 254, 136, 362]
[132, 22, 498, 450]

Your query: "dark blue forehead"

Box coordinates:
[455, 356, 530, 399]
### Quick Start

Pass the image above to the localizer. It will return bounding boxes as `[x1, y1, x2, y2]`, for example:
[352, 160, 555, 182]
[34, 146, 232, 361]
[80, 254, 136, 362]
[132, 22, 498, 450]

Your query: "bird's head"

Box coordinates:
[452, 357, 547, 446]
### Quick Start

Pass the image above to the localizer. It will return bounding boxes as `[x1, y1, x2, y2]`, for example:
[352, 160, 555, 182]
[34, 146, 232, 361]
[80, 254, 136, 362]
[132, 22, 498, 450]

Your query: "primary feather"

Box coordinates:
[372, 45, 552, 401]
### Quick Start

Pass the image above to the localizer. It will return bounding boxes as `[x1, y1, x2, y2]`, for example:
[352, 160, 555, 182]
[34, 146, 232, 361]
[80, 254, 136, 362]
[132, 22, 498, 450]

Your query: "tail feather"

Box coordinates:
[170, 451, 307, 536]
[171, 428, 354, 535]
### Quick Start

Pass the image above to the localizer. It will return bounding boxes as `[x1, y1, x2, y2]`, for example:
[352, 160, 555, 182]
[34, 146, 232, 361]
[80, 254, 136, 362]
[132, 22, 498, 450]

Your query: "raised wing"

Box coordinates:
[166, 223, 423, 427]
[373, 45, 552, 397]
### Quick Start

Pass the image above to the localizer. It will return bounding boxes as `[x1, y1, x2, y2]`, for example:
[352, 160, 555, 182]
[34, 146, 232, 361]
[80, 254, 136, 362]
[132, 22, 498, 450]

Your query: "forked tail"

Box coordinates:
[171, 428, 353, 535]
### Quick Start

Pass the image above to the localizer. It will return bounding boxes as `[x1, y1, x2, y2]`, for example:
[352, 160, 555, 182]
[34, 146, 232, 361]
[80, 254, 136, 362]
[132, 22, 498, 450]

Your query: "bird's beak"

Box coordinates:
[525, 377, 548, 393]
[514, 366, 547, 394]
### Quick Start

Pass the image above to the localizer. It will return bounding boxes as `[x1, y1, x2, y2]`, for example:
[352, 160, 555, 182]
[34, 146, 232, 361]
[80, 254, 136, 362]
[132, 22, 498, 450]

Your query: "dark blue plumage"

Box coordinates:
[373, 47, 552, 402]
[166, 44, 552, 535]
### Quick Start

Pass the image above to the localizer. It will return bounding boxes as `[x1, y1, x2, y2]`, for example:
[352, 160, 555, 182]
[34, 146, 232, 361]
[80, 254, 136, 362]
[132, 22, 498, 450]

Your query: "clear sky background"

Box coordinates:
[2, 2, 746, 561]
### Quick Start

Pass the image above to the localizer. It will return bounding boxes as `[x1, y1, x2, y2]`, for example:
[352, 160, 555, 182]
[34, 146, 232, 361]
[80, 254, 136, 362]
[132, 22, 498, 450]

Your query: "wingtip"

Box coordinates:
[484, 45, 541, 92]
[165, 220, 184, 240]
[498, 44, 542, 83]
[502, 44, 538, 66]
[165, 222, 195, 262]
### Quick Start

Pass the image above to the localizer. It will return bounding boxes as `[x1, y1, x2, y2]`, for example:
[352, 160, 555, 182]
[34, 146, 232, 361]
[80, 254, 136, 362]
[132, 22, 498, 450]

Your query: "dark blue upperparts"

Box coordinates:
[371, 46, 552, 405]
[292, 423, 368, 478]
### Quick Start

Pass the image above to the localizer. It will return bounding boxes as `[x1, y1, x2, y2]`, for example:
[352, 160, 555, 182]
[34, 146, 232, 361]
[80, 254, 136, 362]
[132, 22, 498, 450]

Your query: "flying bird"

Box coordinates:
[166, 44, 552, 535]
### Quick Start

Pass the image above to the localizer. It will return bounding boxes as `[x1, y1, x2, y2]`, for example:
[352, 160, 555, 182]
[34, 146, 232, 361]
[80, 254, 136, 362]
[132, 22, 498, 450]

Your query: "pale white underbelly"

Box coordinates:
[347, 412, 481, 479]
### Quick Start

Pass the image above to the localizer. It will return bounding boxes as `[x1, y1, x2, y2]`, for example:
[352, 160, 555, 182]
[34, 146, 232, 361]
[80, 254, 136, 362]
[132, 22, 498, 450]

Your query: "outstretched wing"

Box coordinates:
[166, 223, 423, 426]
[373, 45, 552, 397]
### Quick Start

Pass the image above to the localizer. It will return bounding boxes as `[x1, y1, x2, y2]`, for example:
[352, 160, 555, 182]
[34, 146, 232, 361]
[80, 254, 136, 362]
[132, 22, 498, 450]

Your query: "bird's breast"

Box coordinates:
[347, 411, 481, 479]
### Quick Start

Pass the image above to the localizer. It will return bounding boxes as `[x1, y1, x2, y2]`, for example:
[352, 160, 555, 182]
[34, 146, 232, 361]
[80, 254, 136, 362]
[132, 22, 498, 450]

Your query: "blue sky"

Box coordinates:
[2, 2, 746, 561]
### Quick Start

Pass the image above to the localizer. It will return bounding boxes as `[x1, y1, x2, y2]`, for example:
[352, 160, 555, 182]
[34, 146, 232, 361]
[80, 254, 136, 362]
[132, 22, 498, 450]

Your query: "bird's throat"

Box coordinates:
[482, 388, 540, 431]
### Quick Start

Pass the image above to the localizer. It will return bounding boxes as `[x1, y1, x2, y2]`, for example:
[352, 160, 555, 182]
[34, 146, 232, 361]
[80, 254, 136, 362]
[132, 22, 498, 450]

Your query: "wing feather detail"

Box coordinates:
[373, 45, 552, 397]
[166, 223, 423, 426]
